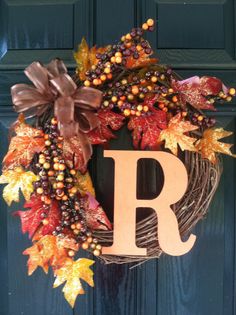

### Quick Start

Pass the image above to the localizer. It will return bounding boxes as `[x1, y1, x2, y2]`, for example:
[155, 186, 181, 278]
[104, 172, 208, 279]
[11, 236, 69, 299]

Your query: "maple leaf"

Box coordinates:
[63, 137, 87, 173]
[126, 50, 158, 69]
[74, 38, 109, 81]
[128, 96, 167, 149]
[15, 195, 61, 237]
[53, 258, 94, 308]
[84, 193, 112, 231]
[0, 167, 38, 206]
[88, 110, 125, 145]
[23, 235, 77, 275]
[171, 76, 228, 111]
[76, 171, 95, 197]
[15, 195, 45, 238]
[195, 128, 236, 164]
[3, 115, 45, 169]
[159, 113, 198, 155]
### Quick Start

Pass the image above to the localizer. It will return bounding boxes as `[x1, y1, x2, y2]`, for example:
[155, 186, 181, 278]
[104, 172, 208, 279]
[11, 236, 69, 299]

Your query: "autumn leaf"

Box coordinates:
[23, 235, 77, 275]
[171, 76, 228, 111]
[128, 96, 167, 149]
[195, 128, 236, 164]
[84, 193, 112, 231]
[63, 137, 87, 173]
[126, 50, 158, 69]
[53, 258, 94, 308]
[3, 115, 45, 169]
[0, 167, 38, 206]
[74, 38, 108, 81]
[159, 113, 198, 155]
[15, 195, 45, 238]
[76, 171, 95, 197]
[88, 110, 125, 145]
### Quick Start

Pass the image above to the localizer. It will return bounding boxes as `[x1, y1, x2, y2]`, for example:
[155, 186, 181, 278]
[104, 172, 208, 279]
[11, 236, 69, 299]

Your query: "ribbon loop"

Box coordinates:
[11, 59, 102, 138]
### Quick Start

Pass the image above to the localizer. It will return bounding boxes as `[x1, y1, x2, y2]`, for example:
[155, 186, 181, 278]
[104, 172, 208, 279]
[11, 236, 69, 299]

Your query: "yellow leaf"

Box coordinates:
[159, 113, 198, 155]
[0, 167, 38, 206]
[195, 128, 236, 164]
[74, 38, 109, 81]
[53, 258, 95, 308]
[76, 171, 95, 197]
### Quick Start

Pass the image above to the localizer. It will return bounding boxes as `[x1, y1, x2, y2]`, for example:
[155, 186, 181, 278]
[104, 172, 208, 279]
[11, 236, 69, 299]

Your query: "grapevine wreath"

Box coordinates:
[1, 19, 236, 307]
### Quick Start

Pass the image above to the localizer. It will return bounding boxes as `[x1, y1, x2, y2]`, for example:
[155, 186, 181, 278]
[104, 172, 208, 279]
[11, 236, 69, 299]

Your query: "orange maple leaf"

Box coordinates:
[23, 235, 78, 275]
[195, 128, 236, 164]
[3, 115, 45, 169]
[74, 38, 109, 81]
[126, 50, 158, 69]
[159, 113, 198, 155]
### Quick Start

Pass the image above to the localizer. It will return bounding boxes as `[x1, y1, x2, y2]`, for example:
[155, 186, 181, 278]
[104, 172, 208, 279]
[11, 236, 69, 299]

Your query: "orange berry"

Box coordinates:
[131, 86, 139, 95]
[57, 143, 63, 149]
[45, 140, 51, 146]
[100, 74, 106, 81]
[62, 195, 68, 201]
[51, 118, 57, 125]
[158, 103, 165, 109]
[70, 169, 76, 175]
[147, 18, 154, 26]
[68, 250, 75, 257]
[151, 76, 158, 83]
[115, 56, 122, 64]
[71, 224, 76, 230]
[42, 219, 49, 225]
[172, 95, 178, 103]
[107, 73, 112, 79]
[123, 109, 131, 116]
[43, 162, 50, 169]
[82, 242, 89, 250]
[197, 115, 203, 121]
[93, 249, 101, 256]
[110, 56, 116, 63]
[84, 80, 90, 87]
[48, 170, 54, 177]
[57, 182, 64, 189]
[44, 134, 49, 140]
[143, 105, 149, 112]
[115, 52, 122, 57]
[93, 79, 100, 85]
[142, 23, 148, 30]
[59, 164, 66, 171]
[53, 163, 59, 170]
[229, 88, 236, 96]
[36, 187, 43, 194]
[135, 111, 141, 116]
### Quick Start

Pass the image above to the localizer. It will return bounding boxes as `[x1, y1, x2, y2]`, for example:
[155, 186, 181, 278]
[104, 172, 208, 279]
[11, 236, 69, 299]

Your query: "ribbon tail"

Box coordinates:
[77, 131, 93, 172]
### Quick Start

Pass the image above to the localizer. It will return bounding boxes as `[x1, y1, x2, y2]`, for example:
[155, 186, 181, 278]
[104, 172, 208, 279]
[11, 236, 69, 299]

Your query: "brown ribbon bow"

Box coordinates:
[11, 59, 103, 167]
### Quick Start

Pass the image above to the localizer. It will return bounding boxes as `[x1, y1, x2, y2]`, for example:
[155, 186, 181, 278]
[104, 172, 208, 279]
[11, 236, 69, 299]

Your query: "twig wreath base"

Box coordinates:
[95, 152, 222, 264]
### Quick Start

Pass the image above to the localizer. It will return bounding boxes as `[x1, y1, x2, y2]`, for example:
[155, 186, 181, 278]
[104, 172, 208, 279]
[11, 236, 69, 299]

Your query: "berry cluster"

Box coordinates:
[34, 118, 102, 257]
[83, 19, 155, 88]
[102, 67, 174, 116]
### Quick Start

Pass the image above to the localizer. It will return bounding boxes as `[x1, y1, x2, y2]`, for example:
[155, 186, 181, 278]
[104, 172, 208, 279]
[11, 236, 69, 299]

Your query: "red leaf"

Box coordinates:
[88, 110, 124, 145]
[84, 193, 112, 231]
[41, 200, 61, 236]
[172, 76, 228, 111]
[128, 96, 167, 149]
[15, 195, 61, 238]
[14, 195, 45, 238]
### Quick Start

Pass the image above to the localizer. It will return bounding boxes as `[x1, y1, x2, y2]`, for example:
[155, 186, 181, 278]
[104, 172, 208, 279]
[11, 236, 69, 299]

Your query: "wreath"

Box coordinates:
[1, 19, 235, 308]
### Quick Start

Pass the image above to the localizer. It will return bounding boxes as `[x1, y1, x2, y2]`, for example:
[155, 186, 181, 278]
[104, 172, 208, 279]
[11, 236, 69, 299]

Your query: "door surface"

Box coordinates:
[0, 1, 236, 315]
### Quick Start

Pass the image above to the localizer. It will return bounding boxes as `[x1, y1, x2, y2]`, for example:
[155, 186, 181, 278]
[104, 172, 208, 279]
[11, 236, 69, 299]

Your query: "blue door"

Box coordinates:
[0, 1, 236, 314]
